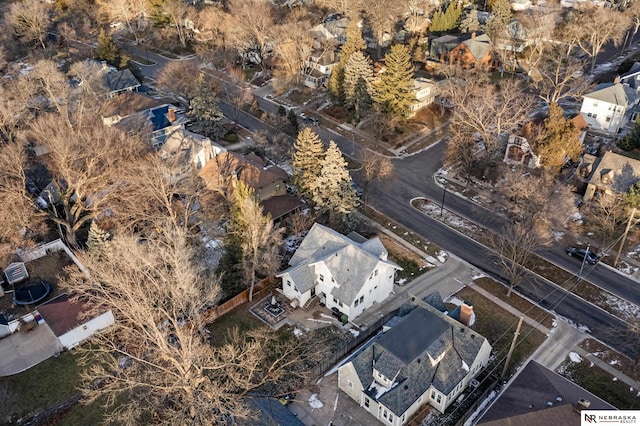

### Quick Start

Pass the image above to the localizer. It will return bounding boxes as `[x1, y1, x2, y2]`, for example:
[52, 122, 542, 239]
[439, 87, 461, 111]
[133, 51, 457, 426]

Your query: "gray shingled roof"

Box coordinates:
[104, 69, 141, 93]
[587, 150, 640, 193]
[349, 305, 489, 416]
[463, 34, 492, 61]
[477, 360, 614, 425]
[583, 82, 637, 106]
[279, 223, 400, 304]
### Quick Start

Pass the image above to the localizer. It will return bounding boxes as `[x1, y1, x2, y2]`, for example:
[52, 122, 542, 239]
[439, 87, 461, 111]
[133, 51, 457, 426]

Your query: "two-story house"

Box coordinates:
[441, 33, 499, 70]
[577, 151, 640, 201]
[277, 223, 402, 318]
[409, 78, 438, 116]
[303, 51, 340, 88]
[338, 303, 491, 425]
[580, 81, 638, 133]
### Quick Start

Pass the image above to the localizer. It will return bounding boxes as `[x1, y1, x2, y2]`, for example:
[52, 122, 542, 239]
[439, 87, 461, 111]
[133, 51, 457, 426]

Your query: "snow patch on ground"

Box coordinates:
[569, 352, 583, 363]
[471, 273, 487, 280]
[308, 394, 324, 409]
[464, 391, 496, 426]
[616, 260, 639, 276]
[610, 359, 619, 366]
[437, 251, 448, 263]
[293, 328, 304, 337]
[307, 318, 333, 324]
[396, 278, 407, 285]
[606, 294, 640, 321]
[552, 231, 565, 242]
[319, 313, 334, 320]
[462, 360, 469, 372]
[613, 377, 618, 382]
[349, 329, 360, 337]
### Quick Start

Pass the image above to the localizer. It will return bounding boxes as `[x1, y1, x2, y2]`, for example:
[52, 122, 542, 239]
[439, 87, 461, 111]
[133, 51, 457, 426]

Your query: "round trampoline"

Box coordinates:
[13, 280, 51, 306]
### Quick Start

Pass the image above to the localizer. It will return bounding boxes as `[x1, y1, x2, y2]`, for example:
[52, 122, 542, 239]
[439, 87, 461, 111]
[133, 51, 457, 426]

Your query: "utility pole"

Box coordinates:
[615, 207, 637, 267]
[440, 186, 446, 217]
[579, 243, 590, 277]
[501, 315, 524, 380]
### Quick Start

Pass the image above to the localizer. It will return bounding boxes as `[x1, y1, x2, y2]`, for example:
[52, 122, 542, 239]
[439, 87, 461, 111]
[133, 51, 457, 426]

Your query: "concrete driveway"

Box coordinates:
[0, 323, 62, 376]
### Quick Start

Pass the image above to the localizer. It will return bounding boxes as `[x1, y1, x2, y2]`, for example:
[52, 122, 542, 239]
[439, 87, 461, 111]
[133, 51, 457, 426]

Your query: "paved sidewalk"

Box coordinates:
[573, 346, 640, 391]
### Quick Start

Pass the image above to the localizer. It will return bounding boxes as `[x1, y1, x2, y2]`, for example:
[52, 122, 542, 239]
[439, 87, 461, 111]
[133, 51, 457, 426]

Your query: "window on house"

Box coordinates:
[333, 296, 337, 303]
[437, 395, 442, 404]
[364, 397, 370, 408]
[374, 269, 379, 276]
[348, 380, 353, 388]
[593, 113, 597, 118]
[339, 302, 343, 307]
[275, 183, 281, 191]
[359, 295, 364, 304]
[286, 280, 291, 287]
[389, 414, 394, 422]
[606, 117, 611, 122]
[354, 299, 359, 307]
[431, 391, 436, 400]
[319, 274, 324, 282]
[418, 396, 423, 403]
[331, 277, 335, 282]
[383, 409, 388, 419]
[587, 112, 593, 117]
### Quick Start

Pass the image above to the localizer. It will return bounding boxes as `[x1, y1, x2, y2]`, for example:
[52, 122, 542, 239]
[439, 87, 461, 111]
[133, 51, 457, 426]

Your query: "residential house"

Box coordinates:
[303, 50, 340, 88]
[476, 360, 614, 425]
[429, 34, 469, 60]
[37, 293, 115, 350]
[198, 151, 302, 220]
[277, 223, 402, 319]
[102, 99, 187, 149]
[577, 151, 640, 201]
[338, 303, 491, 425]
[409, 78, 438, 116]
[311, 17, 350, 44]
[103, 68, 141, 98]
[441, 33, 499, 70]
[580, 81, 638, 134]
[161, 129, 226, 172]
[620, 62, 640, 92]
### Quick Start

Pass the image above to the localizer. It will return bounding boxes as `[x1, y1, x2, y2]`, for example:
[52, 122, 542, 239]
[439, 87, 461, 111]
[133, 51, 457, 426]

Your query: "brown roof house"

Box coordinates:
[37, 293, 115, 350]
[338, 301, 491, 425]
[198, 152, 302, 220]
[577, 151, 640, 201]
[476, 360, 614, 425]
[441, 33, 499, 70]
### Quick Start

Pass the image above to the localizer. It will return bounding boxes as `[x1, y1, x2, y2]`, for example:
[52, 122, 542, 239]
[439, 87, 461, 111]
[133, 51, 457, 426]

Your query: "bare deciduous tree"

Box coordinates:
[96, 0, 148, 41]
[491, 223, 540, 297]
[226, 0, 275, 74]
[531, 45, 592, 105]
[564, 6, 630, 72]
[154, 60, 201, 108]
[360, 150, 394, 207]
[6, 0, 51, 49]
[65, 226, 313, 424]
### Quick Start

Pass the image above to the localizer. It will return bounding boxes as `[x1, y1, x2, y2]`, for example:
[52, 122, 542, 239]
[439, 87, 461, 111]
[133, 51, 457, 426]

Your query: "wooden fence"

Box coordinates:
[310, 308, 400, 378]
[202, 278, 273, 324]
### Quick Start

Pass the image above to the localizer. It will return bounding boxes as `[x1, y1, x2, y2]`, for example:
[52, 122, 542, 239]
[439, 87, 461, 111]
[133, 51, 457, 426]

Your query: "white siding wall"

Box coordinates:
[580, 98, 626, 133]
[58, 310, 115, 350]
[338, 363, 363, 401]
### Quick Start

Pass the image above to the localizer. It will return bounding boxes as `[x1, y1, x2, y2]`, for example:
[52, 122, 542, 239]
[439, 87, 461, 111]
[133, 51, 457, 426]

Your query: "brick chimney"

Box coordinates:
[574, 398, 591, 413]
[614, 75, 621, 84]
[460, 303, 474, 326]
[168, 108, 176, 122]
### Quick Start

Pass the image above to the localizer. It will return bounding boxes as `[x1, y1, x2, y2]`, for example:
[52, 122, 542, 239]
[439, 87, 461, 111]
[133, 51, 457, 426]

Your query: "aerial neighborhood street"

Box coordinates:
[4, 0, 640, 425]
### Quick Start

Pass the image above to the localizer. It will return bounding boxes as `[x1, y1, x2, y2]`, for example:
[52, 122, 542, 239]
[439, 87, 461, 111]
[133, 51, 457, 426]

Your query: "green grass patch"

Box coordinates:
[207, 307, 263, 347]
[561, 359, 640, 409]
[457, 287, 546, 378]
[1, 350, 85, 420]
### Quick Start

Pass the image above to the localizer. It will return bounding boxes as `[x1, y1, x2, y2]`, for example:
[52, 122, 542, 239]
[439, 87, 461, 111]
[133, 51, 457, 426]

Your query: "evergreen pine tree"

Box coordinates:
[375, 45, 415, 121]
[328, 21, 366, 101]
[430, 10, 446, 33]
[291, 128, 325, 198]
[87, 221, 111, 252]
[459, 8, 481, 34]
[343, 51, 375, 122]
[95, 30, 123, 67]
[487, 0, 512, 41]
[537, 103, 583, 170]
[443, 2, 462, 31]
[310, 141, 357, 225]
[188, 74, 224, 139]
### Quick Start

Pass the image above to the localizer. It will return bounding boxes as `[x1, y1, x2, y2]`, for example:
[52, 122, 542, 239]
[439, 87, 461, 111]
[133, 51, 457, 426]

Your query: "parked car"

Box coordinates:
[566, 247, 600, 265]
[300, 113, 319, 125]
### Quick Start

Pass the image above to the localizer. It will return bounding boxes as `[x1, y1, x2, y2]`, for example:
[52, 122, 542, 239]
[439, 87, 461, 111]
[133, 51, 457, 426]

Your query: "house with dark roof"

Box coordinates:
[338, 304, 491, 425]
[277, 223, 402, 319]
[36, 293, 115, 350]
[109, 103, 187, 149]
[104, 68, 141, 98]
[198, 151, 302, 220]
[476, 360, 614, 425]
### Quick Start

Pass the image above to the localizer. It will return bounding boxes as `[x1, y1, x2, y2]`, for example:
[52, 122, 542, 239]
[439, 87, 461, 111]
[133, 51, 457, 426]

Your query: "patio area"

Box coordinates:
[249, 292, 343, 331]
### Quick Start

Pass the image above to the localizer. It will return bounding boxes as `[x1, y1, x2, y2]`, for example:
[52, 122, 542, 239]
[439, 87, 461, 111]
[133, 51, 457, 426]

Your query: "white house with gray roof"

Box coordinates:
[277, 223, 401, 320]
[580, 82, 638, 133]
[338, 304, 491, 425]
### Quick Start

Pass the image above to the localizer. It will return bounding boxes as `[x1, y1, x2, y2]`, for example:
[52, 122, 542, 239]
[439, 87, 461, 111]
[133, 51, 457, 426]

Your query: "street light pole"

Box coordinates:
[351, 132, 355, 156]
[440, 186, 446, 217]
